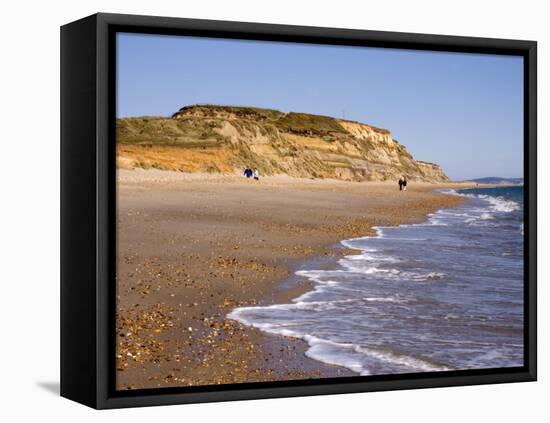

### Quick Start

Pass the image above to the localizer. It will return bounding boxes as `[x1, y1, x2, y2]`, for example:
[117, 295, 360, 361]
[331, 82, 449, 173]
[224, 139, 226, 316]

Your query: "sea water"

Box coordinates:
[228, 186, 525, 375]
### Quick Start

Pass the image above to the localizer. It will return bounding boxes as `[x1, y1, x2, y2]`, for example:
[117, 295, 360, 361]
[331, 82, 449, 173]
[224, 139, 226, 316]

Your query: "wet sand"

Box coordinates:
[115, 170, 470, 390]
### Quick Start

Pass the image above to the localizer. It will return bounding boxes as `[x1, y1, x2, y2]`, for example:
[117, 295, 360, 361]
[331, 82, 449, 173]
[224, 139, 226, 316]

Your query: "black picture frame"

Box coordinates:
[60, 12, 537, 409]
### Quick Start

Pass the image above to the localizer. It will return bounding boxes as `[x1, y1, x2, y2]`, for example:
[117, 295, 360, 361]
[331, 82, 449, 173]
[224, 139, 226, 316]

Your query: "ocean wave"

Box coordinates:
[465, 212, 494, 225]
[303, 335, 451, 375]
[449, 190, 520, 214]
[478, 194, 520, 213]
[409, 272, 447, 281]
[414, 218, 449, 227]
[338, 264, 401, 276]
[438, 189, 458, 195]
[335, 256, 447, 282]
[341, 228, 384, 249]
[343, 253, 400, 263]
[439, 189, 521, 228]
[224, 313, 453, 375]
[271, 296, 413, 312]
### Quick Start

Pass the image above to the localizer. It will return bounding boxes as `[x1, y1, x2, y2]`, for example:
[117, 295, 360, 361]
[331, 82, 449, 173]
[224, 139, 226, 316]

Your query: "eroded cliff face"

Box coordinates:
[116, 105, 449, 182]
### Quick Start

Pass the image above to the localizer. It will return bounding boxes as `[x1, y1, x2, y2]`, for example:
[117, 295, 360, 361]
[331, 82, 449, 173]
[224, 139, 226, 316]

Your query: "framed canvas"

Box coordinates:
[60, 13, 537, 409]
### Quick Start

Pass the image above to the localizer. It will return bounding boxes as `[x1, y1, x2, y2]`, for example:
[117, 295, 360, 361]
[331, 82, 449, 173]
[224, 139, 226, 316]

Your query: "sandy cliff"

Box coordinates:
[116, 105, 449, 182]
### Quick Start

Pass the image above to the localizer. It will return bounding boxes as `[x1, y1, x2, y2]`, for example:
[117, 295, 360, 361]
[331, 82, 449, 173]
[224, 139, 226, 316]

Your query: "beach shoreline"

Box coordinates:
[115, 169, 473, 390]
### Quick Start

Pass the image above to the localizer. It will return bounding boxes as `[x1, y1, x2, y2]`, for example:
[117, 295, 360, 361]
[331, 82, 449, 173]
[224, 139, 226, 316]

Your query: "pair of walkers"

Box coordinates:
[244, 167, 259, 181]
[398, 177, 408, 191]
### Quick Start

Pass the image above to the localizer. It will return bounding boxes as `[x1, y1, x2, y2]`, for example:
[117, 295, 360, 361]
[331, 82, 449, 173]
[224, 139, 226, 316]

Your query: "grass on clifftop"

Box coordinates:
[173, 104, 284, 120]
[116, 116, 226, 147]
[275, 112, 347, 135]
[174, 105, 349, 135]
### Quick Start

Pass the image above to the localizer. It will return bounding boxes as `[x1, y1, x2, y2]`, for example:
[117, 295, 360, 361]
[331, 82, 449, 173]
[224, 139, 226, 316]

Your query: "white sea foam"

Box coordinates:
[303, 335, 450, 375]
[362, 296, 409, 303]
[303, 336, 366, 374]
[341, 253, 400, 263]
[481, 195, 520, 213]
[223, 315, 454, 375]
[465, 212, 494, 224]
[354, 345, 451, 373]
[452, 191, 520, 214]
[338, 262, 401, 277]
[441, 189, 520, 227]
[438, 189, 458, 195]
[341, 227, 383, 249]
[336, 256, 447, 281]
[409, 272, 447, 281]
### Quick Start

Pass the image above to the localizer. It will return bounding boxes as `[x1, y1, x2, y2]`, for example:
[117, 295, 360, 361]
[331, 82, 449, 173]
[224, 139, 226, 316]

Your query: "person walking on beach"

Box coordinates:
[398, 178, 404, 191]
[253, 168, 259, 181]
[244, 167, 252, 178]
[402, 177, 408, 191]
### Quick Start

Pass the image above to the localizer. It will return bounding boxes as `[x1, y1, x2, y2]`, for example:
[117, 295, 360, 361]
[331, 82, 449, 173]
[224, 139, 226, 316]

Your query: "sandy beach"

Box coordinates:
[115, 169, 470, 390]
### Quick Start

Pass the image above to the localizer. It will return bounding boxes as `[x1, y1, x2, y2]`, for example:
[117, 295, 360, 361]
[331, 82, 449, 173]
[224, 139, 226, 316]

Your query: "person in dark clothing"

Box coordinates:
[398, 178, 404, 191]
[244, 168, 252, 178]
[403, 177, 408, 191]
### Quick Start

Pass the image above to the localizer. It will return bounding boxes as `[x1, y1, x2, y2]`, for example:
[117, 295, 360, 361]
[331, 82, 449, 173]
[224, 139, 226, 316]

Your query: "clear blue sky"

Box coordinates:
[117, 33, 524, 180]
